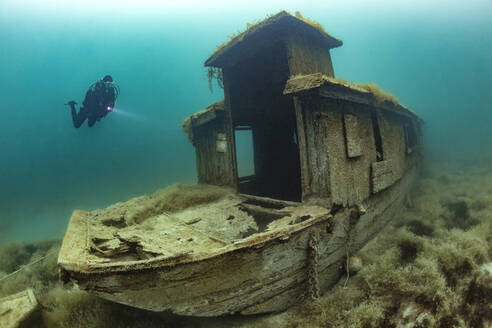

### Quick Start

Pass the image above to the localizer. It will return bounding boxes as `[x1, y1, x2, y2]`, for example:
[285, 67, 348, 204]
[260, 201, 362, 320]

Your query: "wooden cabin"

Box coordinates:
[184, 10, 422, 210]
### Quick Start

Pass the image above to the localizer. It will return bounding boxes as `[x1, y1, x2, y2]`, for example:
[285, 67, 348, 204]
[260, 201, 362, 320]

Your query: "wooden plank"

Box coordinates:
[293, 96, 310, 199]
[284, 74, 325, 95]
[0, 289, 39, 328]
[194, 120, 233, 186]
[285, 34, 334, 77]
[192, 108, 217, 127]
[377, 112, 406, 183]
[284, 73, 422, 123]
[222, 68, 239, 188]
[309, 112, 332, 199]
[343, 114, 362, 158]
[371, 160, 394, 193]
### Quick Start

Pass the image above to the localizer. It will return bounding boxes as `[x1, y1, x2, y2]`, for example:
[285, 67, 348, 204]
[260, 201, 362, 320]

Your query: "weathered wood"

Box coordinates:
[0, 289, 39, 328]
[343, 114, 363, 158]
[298, 99, 377, 207]
[286, 34, 335, 77]
[293, 96, 311, 199]
[371, 160, 395, 193]
[284, 74, 326, 95]
[222, 67, 239, 188]
[205, 11, 342, 68]
[58, 163, 419, 316]
[194, 118, 235, 186]
[191, 107, 219, 128]
[377, 111, 406, 182]
[303, 108, 331, 202]
[284, 73, 422, 123]
[239, 193, 301, 208]
[190, 72, 238, 187]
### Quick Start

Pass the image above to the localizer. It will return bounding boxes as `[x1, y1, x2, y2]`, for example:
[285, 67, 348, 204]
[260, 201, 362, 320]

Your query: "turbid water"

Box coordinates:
[0, 0, 491, 327]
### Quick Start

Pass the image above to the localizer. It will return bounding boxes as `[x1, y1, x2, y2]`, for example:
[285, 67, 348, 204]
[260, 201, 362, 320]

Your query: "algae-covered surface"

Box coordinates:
[0, 162, 491, 328]
[207, 11, 339, 64]
[85, 183, 256, 261]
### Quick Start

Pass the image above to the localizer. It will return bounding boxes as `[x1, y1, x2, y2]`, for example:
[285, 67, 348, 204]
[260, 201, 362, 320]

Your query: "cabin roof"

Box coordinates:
[182, 100, 225, 141]
[205, 11, 343, 68]
[284, 73, 423, 122]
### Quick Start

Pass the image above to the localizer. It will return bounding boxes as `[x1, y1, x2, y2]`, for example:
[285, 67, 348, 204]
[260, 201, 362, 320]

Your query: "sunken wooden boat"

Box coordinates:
[58, 11, 423, 317]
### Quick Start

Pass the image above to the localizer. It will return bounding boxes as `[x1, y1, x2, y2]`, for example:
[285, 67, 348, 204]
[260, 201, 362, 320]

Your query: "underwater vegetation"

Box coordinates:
[328, 77, 401, 106]
[208, 11, 332, 65]
[286, 162, 492, 328]
[0, 161, 491, 327]
[92, 183, 232, 226]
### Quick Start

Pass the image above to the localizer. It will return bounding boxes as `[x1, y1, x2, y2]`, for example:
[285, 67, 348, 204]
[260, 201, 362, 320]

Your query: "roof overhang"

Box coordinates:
[284, 73, 423, 123]
[205, 11, 343, 68]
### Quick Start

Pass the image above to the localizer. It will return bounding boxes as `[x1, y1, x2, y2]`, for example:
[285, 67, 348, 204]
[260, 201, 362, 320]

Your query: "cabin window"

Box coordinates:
[371, 111, 384, 161]
[404, 121, 418, 154]
[343, 114, 362, 158]
[234, 126, 255, 179]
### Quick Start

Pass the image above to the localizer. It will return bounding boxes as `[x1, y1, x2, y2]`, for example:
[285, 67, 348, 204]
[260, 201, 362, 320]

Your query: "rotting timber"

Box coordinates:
[0, 289, 39, 328]
[58, 11, 423, 317]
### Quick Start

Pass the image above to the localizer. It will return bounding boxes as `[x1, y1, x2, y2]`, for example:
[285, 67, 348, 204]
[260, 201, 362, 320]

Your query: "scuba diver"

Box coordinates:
[65, 75, 120, 128]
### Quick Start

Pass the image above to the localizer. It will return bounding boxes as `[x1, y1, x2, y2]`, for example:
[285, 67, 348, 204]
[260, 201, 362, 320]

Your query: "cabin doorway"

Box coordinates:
[228, 41, 302, 202]
[233, 105, 302, 202]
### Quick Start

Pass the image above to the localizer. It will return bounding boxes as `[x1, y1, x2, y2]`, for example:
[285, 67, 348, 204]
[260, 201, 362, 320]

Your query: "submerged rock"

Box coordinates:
[347, 256, 363, 275]
[393, 302, 432, 328]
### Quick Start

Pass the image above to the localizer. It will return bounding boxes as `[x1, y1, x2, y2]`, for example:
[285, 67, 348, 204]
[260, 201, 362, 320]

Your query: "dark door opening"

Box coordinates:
[234, 114, 302, 202]
[228, 41, 302, 202]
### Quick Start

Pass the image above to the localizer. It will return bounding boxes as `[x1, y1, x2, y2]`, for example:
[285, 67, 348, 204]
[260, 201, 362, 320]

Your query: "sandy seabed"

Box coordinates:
[1, 161, 491, 328]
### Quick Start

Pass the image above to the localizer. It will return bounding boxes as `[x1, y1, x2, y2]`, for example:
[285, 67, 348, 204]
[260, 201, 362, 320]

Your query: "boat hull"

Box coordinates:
[59, 166, 417, 316]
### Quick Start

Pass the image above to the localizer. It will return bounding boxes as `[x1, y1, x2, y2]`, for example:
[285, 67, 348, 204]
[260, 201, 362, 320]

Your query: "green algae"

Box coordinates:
[286, 163, 492, 328]
[208, 11, 334, 65]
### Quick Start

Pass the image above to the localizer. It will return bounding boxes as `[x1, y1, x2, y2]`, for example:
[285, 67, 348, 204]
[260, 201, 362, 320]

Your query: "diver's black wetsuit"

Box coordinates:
[67, 77, 118, 128]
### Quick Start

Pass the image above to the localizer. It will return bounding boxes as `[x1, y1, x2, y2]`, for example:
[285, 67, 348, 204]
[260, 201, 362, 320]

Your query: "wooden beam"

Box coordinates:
[293, 96, 310, 200]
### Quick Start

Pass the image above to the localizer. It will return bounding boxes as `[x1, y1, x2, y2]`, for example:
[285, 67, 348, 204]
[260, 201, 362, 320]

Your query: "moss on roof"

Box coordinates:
[330, 77, 401, 106]
[287, 73, 401, 106]
[293, 11, 326, 34]
[207, 11, 340, 67]
[182, 100, 225, 142]
[284, 73, 422, 121]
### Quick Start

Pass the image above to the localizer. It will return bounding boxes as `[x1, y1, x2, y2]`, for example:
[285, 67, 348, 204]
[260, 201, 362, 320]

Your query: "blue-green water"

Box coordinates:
[1, 0, 491, 243]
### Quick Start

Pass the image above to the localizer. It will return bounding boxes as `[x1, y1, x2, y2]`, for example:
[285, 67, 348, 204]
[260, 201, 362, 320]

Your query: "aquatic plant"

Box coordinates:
[206, 67, 223, 93]
[357, 82, 400, 105]
[288, 74, 402, 106]
[331, 77, 401, 105]
[294, 11, 326, 34]
[0, 239, 60, 298]
[285, 162, 492, 328]
[92, 183, 233, 225]
[208, 11, 332, 64]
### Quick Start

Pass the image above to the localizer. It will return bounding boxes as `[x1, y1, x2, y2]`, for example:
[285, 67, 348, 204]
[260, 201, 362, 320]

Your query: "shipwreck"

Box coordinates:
[58, 11, 423, 316]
